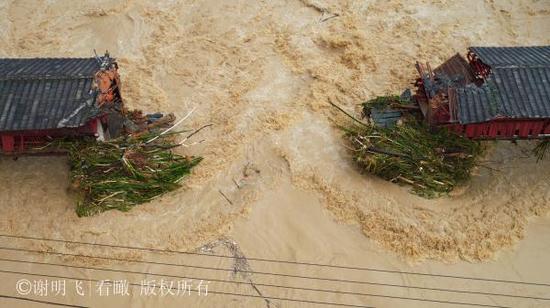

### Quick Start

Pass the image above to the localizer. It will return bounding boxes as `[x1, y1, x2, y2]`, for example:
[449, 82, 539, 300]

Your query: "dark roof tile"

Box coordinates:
[449, 46, 550, 124]
[469, 46, 550, 68]
[0, 58, 102, 131]
[457, 67, 550, 124]
[0, 58, 101, 80]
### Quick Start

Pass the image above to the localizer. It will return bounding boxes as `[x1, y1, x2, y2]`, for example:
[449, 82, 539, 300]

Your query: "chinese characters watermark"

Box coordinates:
[16, 278, 210, 298]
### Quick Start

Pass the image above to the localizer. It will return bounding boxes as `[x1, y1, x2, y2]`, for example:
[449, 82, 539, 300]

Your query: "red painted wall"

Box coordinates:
[445, 119, 550, 139]
[0, 118, 99, 154]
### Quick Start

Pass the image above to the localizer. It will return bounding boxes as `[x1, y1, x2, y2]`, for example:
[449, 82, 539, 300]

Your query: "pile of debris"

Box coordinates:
[337, 96, 484, 198]
[45, 110, 205, 216]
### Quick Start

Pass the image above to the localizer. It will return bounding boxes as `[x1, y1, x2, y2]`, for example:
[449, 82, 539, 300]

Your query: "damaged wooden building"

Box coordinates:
[0, 53, 123, 154]
[415, 46, 550, 139]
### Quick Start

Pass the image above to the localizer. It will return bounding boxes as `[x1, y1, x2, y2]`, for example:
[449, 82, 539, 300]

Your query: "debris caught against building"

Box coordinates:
[415, 46, 550, 139]
[0, 53, 122, 154]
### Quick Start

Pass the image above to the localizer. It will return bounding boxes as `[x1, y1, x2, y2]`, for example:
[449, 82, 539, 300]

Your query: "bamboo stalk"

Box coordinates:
[338, 95, 484, 198]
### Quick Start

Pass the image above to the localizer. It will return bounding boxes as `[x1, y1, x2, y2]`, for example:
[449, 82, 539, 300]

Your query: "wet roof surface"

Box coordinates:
[469, 46, 550, 68]
[0, 58, 100, 131]
[457, 46, 550, 124]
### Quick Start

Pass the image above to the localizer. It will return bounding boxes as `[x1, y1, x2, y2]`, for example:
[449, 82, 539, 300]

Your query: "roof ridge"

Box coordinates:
[469, 45, 550, 48]
[0, 56, 99, 60]
[468, 46, 550, 68]
[489, 64, 550, 69]
[0, 75, 94, 81]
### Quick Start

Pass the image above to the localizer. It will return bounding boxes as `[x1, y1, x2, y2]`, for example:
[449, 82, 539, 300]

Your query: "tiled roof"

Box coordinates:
[0, 58, 101, 131]
[456, 83, 498, 124]
[0, 58, 101, 80]
[469, 46, 550, 67]
[457, 46, 550, 124]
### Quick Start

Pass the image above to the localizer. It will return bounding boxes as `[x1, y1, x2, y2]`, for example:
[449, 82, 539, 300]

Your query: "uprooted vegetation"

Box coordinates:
[41, 111, 205, 217]
[337, 96, 484, 198]
[68, 133, 201, 217]
[533, 139, 550, 161]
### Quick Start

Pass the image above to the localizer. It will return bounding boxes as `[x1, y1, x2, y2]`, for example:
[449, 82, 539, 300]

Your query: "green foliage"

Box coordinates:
[343, 115, 484, 198]
[51, 131, 201, 217]
[362, 95, 410, 112]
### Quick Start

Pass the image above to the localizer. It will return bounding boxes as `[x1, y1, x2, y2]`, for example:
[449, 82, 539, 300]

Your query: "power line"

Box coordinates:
[0, 256, 514, 308]
[1, 233, 549, 287]
[1, 245, 548, 302]
[0, 294, 87, 308]
[0, 268, 373, 308]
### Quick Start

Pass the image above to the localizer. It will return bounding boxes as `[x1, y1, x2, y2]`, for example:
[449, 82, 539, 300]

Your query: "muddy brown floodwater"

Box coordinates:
[0, 0, 549, 307]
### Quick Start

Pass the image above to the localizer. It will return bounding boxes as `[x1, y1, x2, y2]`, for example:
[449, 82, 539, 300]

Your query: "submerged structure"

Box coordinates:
[415, 46, 550, 139]
[0, 53, 204, 216]
[0, 53, 122, 154]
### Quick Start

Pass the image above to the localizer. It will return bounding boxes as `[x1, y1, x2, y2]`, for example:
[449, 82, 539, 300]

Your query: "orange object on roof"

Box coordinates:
[94, 58, 122, 107]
